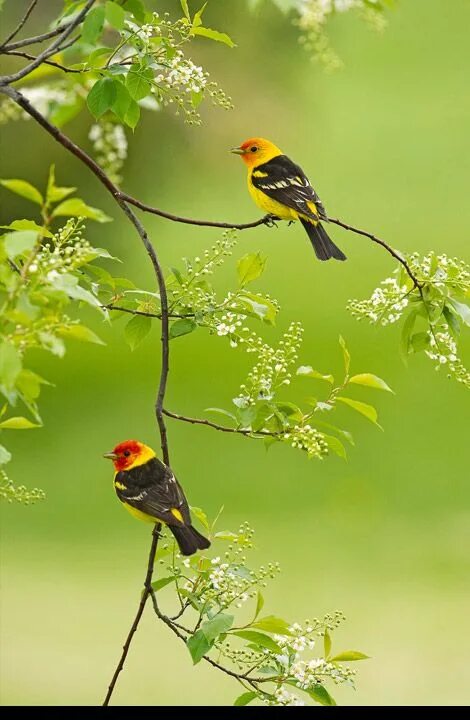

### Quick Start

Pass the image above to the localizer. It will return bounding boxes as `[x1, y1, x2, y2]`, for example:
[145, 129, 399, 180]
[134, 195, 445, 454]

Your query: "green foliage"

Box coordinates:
[153, 512, 364, 706]
[348, 253, 470, 388]
[0, 167, 125, 503]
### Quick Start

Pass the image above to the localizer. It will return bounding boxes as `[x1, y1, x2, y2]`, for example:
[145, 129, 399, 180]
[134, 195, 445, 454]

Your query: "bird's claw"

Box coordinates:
[287, 220, 295, 227]
[263, 214, 280, 228]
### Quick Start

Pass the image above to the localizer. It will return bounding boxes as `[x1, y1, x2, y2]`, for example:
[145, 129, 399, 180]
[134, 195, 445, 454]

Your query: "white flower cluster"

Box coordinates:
[284, 423, 328, 459]
[88, 122, 128, 184]
[426, 325, 470, 387]
[234, 322, 304, 408]
[348, 276, 409, 325]
[0, 84, 74, 124]
[0, 469, 45, 505]
[31, 219, 94, 276]
[160, 51, 207, 95]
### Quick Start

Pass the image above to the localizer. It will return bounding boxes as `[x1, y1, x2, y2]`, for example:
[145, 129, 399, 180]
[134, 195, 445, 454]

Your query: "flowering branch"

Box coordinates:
[163, 408, 282, 437]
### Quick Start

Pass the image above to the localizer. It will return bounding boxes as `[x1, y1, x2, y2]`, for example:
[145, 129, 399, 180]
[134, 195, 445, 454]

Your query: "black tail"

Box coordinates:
[300, 218, 346, 261]
[170, 524, 211, 556]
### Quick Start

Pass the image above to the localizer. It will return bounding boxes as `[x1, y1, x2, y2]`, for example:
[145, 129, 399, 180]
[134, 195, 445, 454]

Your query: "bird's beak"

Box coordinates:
[103, 451, 118, 460]
[230, 146, 246, 155]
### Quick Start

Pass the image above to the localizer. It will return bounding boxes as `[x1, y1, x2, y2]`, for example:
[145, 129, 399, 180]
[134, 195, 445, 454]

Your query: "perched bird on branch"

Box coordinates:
[231, 137, 346, 261]
[104, 440, 210, 556]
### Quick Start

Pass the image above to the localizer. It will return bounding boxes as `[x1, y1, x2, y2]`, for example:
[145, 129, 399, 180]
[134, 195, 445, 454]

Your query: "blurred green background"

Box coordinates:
[1, 0, 469, 706]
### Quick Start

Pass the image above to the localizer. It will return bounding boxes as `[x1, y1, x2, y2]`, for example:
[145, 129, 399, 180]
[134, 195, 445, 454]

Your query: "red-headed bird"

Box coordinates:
[232, 137, 346, 261]
[104, 440, 210, 556]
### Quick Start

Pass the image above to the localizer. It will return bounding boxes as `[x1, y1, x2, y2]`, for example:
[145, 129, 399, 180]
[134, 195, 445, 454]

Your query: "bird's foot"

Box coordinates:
[263, 214, 280, 228]
[287, 220, 295, 227]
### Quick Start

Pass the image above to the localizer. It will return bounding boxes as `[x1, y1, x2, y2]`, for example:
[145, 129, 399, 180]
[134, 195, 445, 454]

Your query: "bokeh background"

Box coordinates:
[1, 0, 469, 706]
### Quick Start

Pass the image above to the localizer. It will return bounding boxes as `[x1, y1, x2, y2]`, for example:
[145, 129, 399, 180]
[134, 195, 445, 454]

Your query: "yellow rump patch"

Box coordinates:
[171, 508, 183, 523]
[123, 502, 157, 524]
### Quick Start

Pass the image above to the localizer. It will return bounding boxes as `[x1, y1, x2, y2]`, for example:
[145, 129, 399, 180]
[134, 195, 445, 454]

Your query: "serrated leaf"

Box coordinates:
[251, 615, 292, 635]
[124, 98, 140, 129]
[0, 179, 43, 205]
[297, 365, 334, 383]
[400, 306, 420, 358]
[124, 314, 152, 350]
[57, 324, 105, 345]
[308, 685, 336, 706]
[105, 0, 126, 29]
[169, 318, 197, 339]
[111, 81, 133, 124]
[231, 630, 281, 654]
[192, 26, 236, 47]
[410, 331, 431, 353]
[339, 335, 350, 374]
[52, 198, 112, 222]
[330, 650, 370, 662]
[126, 68, 153, 101]
[4, 230, 37, 259]
[187, 629, 212, 665]
[123, 0, 146, 23]
[324, 434, 347, 459]
[1, 220, 52, 238]
[234, 691, 257, 706]
[87, 77, 118, 119]
[449, 299, 470, 327]
[82, 5, 106, 44]
[237, 252, 266, 286]
[323, 628, 331, 658]
[0, 342, 22, 390]
[349, 373, 393, 393]
[201, 613, 234, 642]
[336, 396, 381, 427]
[0, 416, 40, 429]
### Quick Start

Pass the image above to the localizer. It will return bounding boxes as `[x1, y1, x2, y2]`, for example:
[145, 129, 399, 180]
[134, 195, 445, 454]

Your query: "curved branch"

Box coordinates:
[0, 0, 38, 49]
[0, 22, 73, 53]
[2, 49, 84, 74]
[0, 0, 95, 85]
[163, 408, 282, 437]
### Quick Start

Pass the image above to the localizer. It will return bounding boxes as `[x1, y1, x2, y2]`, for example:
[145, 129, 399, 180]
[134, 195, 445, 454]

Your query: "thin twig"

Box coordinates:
[104, 303, 194, 320]
[0, 0, 95, 85]
[2, 49, 84, 73]
[0, 0, 39, 49]
[327, 216, 422, 288]
[0, 21, 73, 53]
[163, 408, 282, 437]
[103, 523, 161, 706]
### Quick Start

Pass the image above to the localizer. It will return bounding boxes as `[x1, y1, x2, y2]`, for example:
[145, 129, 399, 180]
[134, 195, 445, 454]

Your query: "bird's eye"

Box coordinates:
[250, 146, 258, 153]
[123, 450, 131, 457]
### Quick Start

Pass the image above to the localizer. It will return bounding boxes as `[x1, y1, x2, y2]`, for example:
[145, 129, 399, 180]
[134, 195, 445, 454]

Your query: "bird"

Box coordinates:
[231, 137, 346, 261]
[104, 439, 210, 556]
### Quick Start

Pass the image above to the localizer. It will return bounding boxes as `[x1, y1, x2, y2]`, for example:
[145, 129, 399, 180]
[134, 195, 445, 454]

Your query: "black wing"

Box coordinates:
[251, 154, 327, 220]
[115, 458, 190, 527]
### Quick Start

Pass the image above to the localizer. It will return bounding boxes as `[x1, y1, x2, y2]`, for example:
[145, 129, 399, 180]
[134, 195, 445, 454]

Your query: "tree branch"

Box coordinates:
[103, 523, 162, 706]
[163, 408, 282, 437]
[0, 0, 39, 49]
[0, 0, 95, 85]
[2, 49, 84, 74]
[0, 22, 73, 53]
[103, 303, 193, 320]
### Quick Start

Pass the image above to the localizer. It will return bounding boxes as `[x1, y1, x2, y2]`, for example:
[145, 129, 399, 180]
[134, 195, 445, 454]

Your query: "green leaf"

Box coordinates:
[180, 0, 191, 20]
[38, 332, 65, 357]
[4, 230, 37, 259]
[16, 369, 49, 402]
[151, 576, 176, 592]
[254, 591, 264, 619]
[410, 331, 431, 353]
[1, 220, 52, 238]
[323, 628, 331, 658]
[330, 650, 370, 662]
[124, 315, 152, 350]
[193, 2, 208, 27]
[46, 165, 76, 204]
[169, 318, 197, 339]
[86, 46, 113, 68]
[111, 81, 133, 124]
[339, 335, 350, 374]
[204, 407, 237, 423]
[251, 616, 292, 635]
[105, 0, 126, 29]
[52, 198, 112, 222]
[213, 531, 238, 541]
[231, 630, 281, 654]
[238, 292, 277, 325]
[0, 179, 43, 205]
[0, 342, 22, 390]
[82, 5, 106, 44]
[274, 402, 303, 422]
[324, 434, 347, 460]
[192, 26, 236, 47]
[234, 691, 257, 707]
[296, 365, 334, 383]
[449, 299, 470, 327]
[124, 98, 140, 130]
[400, 306, 420, 358]
[348, 373, 394, 393]
[190, 506, 210, 531]
[126, 68, 153, 101]
[123, 0, 146, 23]
[0, 416, 40, 429]
[237, 252, 266, 286]
[57, 325, 105, 345]
[201, 613, 234, 642]
[187, 629, 213, 665]
[0, 444, 12, 465]
[87, 78, 118, 119]
[308, 685, 337, 706]
[443, 305, 460, 338]
[336, 396, 380, 427]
